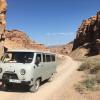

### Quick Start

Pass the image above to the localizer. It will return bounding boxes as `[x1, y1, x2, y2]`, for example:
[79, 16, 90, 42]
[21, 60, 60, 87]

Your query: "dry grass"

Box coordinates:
[75, 55, 100, 93]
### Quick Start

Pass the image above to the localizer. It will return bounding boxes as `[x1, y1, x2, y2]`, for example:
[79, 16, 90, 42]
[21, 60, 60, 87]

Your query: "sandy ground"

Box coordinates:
[52, 69, 100, 100]
[0, 56, 80, 100]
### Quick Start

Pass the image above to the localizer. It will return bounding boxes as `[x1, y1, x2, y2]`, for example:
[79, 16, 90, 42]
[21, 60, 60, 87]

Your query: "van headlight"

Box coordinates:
[0, 68, 2, 73]
[20, 69, 26, 75]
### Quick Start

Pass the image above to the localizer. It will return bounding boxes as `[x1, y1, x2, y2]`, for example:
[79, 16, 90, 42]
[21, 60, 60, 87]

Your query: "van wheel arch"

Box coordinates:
[29, 78, 41, 93]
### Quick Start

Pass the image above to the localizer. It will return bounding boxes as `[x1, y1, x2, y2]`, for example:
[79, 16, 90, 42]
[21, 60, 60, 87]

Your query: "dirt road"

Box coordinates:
[0, 56, 81, 100]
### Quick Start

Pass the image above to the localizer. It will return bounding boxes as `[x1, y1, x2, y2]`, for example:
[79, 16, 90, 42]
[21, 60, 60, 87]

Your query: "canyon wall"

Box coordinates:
[72, 11, 100, 56]
[0, 0, 7, 57]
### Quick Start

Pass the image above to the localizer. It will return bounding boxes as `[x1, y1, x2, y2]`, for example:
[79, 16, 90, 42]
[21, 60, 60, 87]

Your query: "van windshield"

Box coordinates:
[2, 52, 34, 63]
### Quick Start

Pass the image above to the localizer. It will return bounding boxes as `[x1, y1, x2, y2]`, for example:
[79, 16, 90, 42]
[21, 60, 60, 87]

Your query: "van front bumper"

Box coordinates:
[2, 79, 31, 85]
[1, 72, 31, 85]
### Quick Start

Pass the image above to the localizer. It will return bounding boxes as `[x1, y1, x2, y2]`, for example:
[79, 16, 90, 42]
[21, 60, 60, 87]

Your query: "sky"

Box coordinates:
[6, 0, 100, 46]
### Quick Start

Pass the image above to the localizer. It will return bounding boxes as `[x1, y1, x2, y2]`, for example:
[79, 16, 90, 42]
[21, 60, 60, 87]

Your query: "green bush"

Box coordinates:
[81, 79, 95, 89]
[77, 62, 91, 71]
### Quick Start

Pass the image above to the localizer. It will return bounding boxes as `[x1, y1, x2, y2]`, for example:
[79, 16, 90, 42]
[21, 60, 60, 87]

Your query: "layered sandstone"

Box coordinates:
[4, 30, 48, 51]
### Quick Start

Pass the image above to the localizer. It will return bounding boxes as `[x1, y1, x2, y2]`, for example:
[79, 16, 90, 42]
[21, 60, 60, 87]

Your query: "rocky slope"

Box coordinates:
[4, 30, 48, 51]
[49, 42, 73, 55]
[72, 11, 100, 57]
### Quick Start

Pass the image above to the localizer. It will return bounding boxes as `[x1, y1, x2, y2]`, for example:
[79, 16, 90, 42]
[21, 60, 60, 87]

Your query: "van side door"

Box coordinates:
[42, 54, 53, 80]
[33, 53, 43, 80]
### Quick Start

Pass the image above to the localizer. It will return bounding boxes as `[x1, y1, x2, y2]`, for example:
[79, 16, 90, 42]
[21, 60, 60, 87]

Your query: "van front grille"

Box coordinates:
[2, 72, 18, 80]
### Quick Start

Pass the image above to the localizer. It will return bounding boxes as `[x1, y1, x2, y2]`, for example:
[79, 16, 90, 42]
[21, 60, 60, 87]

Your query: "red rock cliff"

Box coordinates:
[73, 11, 100, 56]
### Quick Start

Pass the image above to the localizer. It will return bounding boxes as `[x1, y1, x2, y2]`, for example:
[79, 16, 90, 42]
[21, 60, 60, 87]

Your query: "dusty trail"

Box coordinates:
[0, 56, 81, 100]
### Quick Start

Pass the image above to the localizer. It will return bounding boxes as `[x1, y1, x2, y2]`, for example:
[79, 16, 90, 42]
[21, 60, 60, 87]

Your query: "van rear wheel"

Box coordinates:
[29, 79, 40, 93]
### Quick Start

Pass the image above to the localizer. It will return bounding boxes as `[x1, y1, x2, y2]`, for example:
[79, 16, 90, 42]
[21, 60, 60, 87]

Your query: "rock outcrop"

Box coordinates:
[4, 30, 48, 51]
[72, 11, 100, 56]
[0, 0, 7, 57]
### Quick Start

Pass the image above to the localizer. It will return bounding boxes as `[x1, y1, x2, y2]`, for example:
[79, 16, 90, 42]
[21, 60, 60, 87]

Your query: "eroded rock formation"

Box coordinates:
[0, 0, 7, 57]
[73, 11, 100, 56]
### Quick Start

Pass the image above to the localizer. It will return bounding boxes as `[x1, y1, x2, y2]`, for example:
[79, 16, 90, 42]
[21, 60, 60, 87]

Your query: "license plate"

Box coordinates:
[9, 79, 21, 83]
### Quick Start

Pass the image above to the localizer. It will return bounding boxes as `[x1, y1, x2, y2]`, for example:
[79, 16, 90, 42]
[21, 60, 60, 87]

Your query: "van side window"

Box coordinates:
[43, 54, 46, 62]
[51, 55, 55, 61]
[46, 55, 51, 62]
[36, 54, 41, 61]
[35, 54, 41, 66]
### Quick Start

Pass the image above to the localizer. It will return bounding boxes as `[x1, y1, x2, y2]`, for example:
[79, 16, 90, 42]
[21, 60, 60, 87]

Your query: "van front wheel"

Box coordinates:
[29, 79, 40, 93]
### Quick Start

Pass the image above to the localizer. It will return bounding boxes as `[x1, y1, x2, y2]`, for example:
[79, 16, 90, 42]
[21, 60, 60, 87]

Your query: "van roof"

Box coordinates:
[7, 49, 55, 55]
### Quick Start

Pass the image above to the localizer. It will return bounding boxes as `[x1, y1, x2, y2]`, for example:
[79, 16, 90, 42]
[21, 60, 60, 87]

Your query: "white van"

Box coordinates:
[0, 49, 57, 92]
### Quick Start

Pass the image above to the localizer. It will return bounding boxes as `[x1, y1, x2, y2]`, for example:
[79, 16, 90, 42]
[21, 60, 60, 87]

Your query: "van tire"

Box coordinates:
[29, 79, 40, 93]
